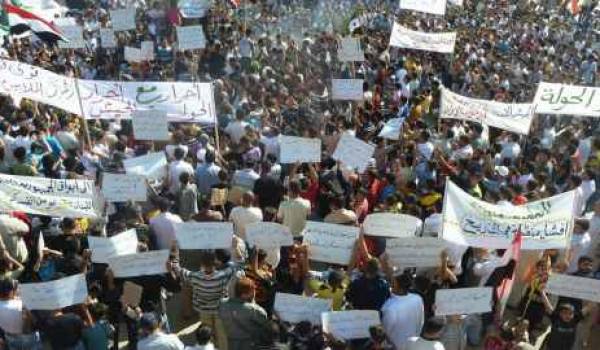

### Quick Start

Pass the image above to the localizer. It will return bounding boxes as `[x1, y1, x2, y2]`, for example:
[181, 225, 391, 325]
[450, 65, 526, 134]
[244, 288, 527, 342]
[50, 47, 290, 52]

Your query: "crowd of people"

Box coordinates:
[0, 0, 599, 349]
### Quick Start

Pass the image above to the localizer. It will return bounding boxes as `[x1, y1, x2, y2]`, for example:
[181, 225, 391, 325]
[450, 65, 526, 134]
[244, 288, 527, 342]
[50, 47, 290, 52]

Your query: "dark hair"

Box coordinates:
[156, 197, 171, 212]
[195, 325, 213, 345]
[13, 146, 26, 161]
[174, 147, 185, 160]
[234, 277, 255, 298]
[423, 316, 446, 335]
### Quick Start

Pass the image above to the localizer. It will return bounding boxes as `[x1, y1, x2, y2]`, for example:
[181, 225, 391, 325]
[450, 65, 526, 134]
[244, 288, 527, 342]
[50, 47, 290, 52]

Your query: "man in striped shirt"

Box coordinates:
[174, 250, 235, 350]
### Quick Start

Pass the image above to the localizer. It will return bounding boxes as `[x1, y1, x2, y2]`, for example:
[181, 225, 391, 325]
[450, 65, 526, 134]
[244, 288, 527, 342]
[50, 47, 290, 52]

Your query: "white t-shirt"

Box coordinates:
[417, 142, 435, 162]
[278, 197, 311, 236]
[0, 299, 23, 334]
[382, 293, 425, 350]
[137, 332, 185, 350]
[149, 212, 183, 250]
[229, 206, 263, 239]
[225, 120, 249, 144]
[567, 232, 591, 273]
[406, 337, 445, 350]
[168, 160, 195, 195]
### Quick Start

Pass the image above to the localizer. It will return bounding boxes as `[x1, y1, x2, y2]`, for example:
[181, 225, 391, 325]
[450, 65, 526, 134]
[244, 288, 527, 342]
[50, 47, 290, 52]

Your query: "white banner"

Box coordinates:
[331, 79, 364, 101]
[245, 222, 293, 248]
[110, 8, 136, 31]
[322, 310, 381, 340]
[177, 25, 207, 50]
[58, 25, 85, 49]
[110, 250, 169, 278]
[20, 274, 88, 310]
[435, 287, 493, 316]
[386, 237, 446, 268]
[101, 173, 147, 203]
[338, 37, 364, 62]
[303, 221, 359, 265]
[132, 110, 170, 141]
[0, 174, 97, 218]
[440, 88, 534, 135]
[179, 0, 211, 18]
[123, 152, 167, 181]
[88, 229, 138, 264]
[389, 23, 456, 53]
[442, 180, 575, 250]
[279, 135, 321, 164]
[363, 213, 422, 238]
[274, 293, 332, 325]
[332, 133, 375, 173]
[100, 28, 117, 48]
[533, 82, 600, 117]
[77, 80, 216, 123]
[400, 0, 447, 16]
[545, 274, 600, 303]
[174, 222, 233, 250]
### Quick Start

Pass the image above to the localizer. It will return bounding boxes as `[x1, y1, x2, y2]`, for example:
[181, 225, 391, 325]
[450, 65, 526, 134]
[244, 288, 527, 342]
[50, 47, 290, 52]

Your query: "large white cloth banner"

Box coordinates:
[533, 82, 600, 117]
[442, 180, 575, 250]
[389, 23, 456, 53]
[0, 174, 97, 218]
[400, 0, 447, 16]
[20, 274, 88, 310]
[440, 88, 534, 134]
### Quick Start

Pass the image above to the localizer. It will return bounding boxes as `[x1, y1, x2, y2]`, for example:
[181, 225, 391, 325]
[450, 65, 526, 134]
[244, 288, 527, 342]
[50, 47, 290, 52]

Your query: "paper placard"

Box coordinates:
[124, 46, 143, 63]
[176, 25, 207, 50]
[0, 174, 97, 218]
[141, 41, 155, 60]
[279, 135, 321, 164]
[58, 25, 85, 49]
[100, 28, 117, 48]
[322, 310, 381, 340]
[363, 213, 422, 238]
[442, 180, 575, 250]
[110, 250, 170, 278]
[274, 293, 332, 325]
[174, 222, 233, 250]
[378, 118, 404, 140]
[179, 0, 211, 18]
[303, 221, 359, 265]
[20, 274, 88, 310]
[132, 110, 170, 141]
[110, 8, 136, 31]
[386, 237, 446, 268]
[545, 274, 600, 303]
[101, 173, 147, 202]
[435, 287, 493, 316]
[123, 152, 167, 181]
[121, 281, 143, 307]
[331, 79, 364, 101]
[245, 222, 293, 248]
[210, 188, 228, 206]
[332, 133, 375, 173]
[400, 0, 447, 16]
[389, 23, 456, 53]
[338, 37, 364, 62]
[88, 229, 138, 264]
[533, 82, 600, 117]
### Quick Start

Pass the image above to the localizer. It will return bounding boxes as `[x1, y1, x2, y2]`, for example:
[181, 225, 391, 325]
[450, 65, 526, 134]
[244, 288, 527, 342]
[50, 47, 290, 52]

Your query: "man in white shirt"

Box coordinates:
[499, 134, 521, 163]
[406, 317, 446, 350]
[137, 312, 184, 350]
[168, 147, 194, 196]
[567, 220, 592, 273]
[229, 192, 263, 239]
[277, 180, 311, 237]
[382, 273, 424, 350]
[149, 198, 183, 250]
[225, 110, 249, 145]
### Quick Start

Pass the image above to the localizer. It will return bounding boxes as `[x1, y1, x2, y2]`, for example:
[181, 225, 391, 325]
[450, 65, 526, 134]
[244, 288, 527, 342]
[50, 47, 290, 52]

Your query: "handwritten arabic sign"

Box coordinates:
[132, 110, 170, 141]
[441, 87, 534, 134]
[58, 25, 85, 49]
[174, 222, 233, 250]
[400, 0, 447, 16]
[303, 221, 358, 265]
[442, 180, 575, 250]
[20, 274, 88, 310]
[124, 46, 144, 63]
[88, 229, 138, 264]
[110, 250, 169, 278]
[245, 222, 293, 248]
[435, 287, 493, 316]
[389, 23, 456, 53]
[545, 274, 600, 303]
[363, 213, 422, 238]
[338, 37, 364, 62]
[176, 25, 207, 50]
[100, 28, 117, 48]
[331, 79, 364, 101]
[322, 310, 381, 340]
[386, 237, 446, 268]
[101, 173, 147, 203]
[274, 293, 332, 325]
[332, 133, 375, 173]
[533, 82, 600, 117]
[0, 174, 97, 218]
[279, 135, 321, 164]
[110, 8, 136, 31]
[179, 0, 211, 18]
[123, 152, 167, 181]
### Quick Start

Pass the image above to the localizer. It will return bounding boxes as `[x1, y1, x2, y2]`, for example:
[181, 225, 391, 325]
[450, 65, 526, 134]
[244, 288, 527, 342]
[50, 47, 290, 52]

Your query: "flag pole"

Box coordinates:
[73, 78, 92, 149]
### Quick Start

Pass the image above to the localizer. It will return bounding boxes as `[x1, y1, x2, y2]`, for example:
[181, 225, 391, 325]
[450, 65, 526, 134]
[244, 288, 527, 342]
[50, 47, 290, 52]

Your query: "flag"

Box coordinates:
[495, 230, 523, 320]
[3, 2, 66, 41]
[566, 0, 582, 15]
[230, 0, 240, 8]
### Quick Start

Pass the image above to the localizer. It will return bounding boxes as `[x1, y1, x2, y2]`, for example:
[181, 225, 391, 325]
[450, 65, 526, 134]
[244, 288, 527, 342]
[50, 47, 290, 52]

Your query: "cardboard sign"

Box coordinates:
[174, 222, 233, 250]
[123, 152, 167, 182]
[545, 274, 600, 303]
[274, 293, 332, 325]
[132, 109, 170, 141]
[400, 0, 447, 16]
[20, 274, 88, 310]
[176, 25, 207, 50]
[100, 28, 117, 48]
[332, 133, 375, 173]
[101, 173, 147, 202]
[245, 222, 293, 248]
[322, 310, 381, 340]
[58, 25, 85, 49]
[303, 222, 359, 265]
[389, 23, 456, 53]
[279, 135, 321, 164]
[363, 213, 422, 238]
[331, 79, 364, 101]
[385, 237, 447, 268]
[110, 250, 170, 278]
[88, 229, 138, 264]
[435, 287, 493, 316]
[338, 37, 364, 62]
[533, 82, 600, 117]
[110, 8, 136, 31]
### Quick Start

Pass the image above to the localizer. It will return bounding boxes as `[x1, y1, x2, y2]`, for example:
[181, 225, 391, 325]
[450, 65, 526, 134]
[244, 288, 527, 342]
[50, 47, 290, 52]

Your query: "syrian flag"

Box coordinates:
[495, 230, 523, 321]
[3, 2, 66, 42]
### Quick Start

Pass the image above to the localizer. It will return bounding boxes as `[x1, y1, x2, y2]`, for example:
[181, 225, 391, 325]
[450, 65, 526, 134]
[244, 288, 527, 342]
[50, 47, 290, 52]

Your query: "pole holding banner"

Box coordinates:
[73, 79, 92, 149]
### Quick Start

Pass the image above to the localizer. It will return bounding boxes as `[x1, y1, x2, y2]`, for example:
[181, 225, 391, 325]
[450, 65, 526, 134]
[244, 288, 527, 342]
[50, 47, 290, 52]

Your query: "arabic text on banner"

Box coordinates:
[176, 25, 207, 50]
[385, 237, 447, 268]
[435, 287, 493, 316]
[101, 173, 147, 203]
[110, 8, 136, 31]
[331, 79, 364, 101]
[363, 213, 422, 238]
[0, 174, 97, 218]
[100, 28, 117, 48]
[440, 87, 534, 134]
[322, 310, 381, 340]
[533, 82, 600, 117]
[279, 135, 322, 164]
[338, 37, 365, 62]
[332, 133, 375, 173]
[303, 221, 359, 265]
[245, 222, 294, 248]
[132, 110, 170, 141]
[441, 180, 575, 250]
[389, 23, 456, 53]
[88, 229, 139, 264]
[545, 274, 600, 303]
[400, 0, 447, 16]
[174, 222, 233, 250]
[110, 250, 170, 278]
[274, 293, 332, 325]
[179, 0, 211, 18]
[20, 274, 88, 310]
